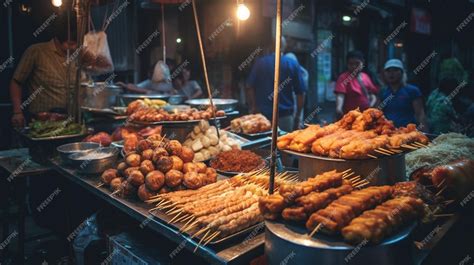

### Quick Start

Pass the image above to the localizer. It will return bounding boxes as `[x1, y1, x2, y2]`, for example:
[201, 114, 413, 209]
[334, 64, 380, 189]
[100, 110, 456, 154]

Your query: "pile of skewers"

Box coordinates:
[146, 168, 299, 250]
[277, 108, 430, 159]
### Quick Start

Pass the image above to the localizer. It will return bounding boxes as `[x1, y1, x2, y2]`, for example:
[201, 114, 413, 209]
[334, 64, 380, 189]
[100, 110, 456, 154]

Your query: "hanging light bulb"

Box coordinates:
[236, 3, 250, 21]
[176, 38, 182, 44]
[51, 0, 62, 7]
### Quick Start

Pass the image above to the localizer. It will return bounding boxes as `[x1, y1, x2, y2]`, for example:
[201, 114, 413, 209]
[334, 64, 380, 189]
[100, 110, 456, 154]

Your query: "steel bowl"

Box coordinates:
[119, 93, 170, 105]
[68, 147, 119, 174]
[168, 95, 186, 105]
[80, 82, 122, 109]
[185, 98, 238, 112]
[57, 142, 100, 165]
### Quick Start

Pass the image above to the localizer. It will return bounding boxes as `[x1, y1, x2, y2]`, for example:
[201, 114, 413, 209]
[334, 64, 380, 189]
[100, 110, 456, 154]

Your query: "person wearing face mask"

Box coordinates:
[379, 59, 428, 130]
[9, 16, 87, 128]
[334, 50, 378, 119]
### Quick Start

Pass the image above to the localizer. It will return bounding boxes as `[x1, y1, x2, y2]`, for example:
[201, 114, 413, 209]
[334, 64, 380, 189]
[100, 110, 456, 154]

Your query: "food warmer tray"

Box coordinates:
[265, 220, 417, 265]
[280, 149, 406, 185]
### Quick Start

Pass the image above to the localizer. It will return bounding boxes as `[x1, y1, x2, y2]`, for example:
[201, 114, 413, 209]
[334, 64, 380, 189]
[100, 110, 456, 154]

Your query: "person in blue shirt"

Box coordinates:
[246, 37, 307, 131]
[378, 59, 428, 130]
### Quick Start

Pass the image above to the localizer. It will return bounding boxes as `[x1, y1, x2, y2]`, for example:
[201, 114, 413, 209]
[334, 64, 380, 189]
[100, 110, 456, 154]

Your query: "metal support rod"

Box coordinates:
[74, 0, 89, 123]
[161, 3, 166, 64]
[191, 0, 219, 138]
[269, 0, 282, 194]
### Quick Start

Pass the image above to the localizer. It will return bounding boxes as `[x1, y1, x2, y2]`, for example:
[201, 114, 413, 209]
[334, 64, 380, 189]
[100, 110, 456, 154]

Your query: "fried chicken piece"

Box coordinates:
[288, 125, 327, 153]
[351, 108, 384, 131]
[336, 109, 362, 129]
[279, 170, 343, 202]
[277, 130, 303, 150]
[311, 129, 351, 155]
[339, 135, 389, 159]
[392, 181, 437, 204]
[258, 194, 287, 220]
[282, 206, 308, 221]
[328, 131, 378, 158]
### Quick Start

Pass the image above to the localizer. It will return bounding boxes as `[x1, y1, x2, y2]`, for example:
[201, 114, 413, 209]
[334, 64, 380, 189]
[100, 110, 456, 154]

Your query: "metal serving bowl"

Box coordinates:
[168, 95, 186, 105]
[68, 146, 119, 174]
[57, 142, 100, 165]
[185, 98, 238, 112]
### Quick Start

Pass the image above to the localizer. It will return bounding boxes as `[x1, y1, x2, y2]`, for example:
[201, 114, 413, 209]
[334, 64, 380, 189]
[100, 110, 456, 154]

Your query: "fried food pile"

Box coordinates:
[127, 99, 225, 123]
[277, 108, 429, 159]
[230, 114, 271, 134]
[210, 150, 264, 173]
[100, 133, 217, 201]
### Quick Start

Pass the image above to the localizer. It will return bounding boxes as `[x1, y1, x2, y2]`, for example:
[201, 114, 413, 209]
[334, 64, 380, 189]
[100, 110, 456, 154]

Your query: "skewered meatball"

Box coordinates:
[195, 162, 207, 173]
[183, 172, 204, 189]
[129, 170, 145, 186]
[205, 168, 217, 184]
[170, 155, 184, 171]
[166, 140, 182, 156]
[152, 147, 169, 163]
[117, 162, 128, 175]
[101, 169, 119, 184]
[141, 149, 154, 161]
[156, 156, 173, 173]
[165, 169, 183, 188]
[109, 177, 124, 191]
[216, 110, 225, 117]
[179, 146, 194, 163]
[138, 184, 156, 202]
[145, 171, 165, 191]
[139, 160, 155, 175]
[158, 185, 170, 195]
[147, 134, 162, 142]
[121, 182, 137, 198]
[137, 139, 151, 153]
[126, 154, 141, 167]
[124, 167, 140, 178]
[183, 162, 199, 173]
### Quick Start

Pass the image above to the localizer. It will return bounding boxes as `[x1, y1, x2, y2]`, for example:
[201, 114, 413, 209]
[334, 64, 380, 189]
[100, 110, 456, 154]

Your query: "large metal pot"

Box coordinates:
[80, 82, 122, 109]
[185, 98, 238, 112]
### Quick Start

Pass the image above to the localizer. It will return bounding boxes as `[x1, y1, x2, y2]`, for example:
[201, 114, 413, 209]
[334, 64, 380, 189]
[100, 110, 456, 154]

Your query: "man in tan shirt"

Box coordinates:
[10, 18, 84, 127]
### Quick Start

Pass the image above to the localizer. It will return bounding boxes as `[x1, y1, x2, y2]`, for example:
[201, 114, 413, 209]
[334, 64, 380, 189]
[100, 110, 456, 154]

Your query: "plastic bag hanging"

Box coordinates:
[151, 61, 171, 83]
[82, 30, 114, 76]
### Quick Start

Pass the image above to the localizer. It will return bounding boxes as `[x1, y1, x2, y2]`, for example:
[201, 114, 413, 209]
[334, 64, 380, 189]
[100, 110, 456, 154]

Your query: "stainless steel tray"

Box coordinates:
[20, 127, 88, 141]
[129, 116, 226, 126]
[185, 98, 238, 112]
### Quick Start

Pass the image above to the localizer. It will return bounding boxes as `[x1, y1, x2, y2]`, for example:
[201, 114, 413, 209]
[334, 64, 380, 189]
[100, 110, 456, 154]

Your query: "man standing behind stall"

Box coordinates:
[10, 16, 85, 127]
[246, 37, 306, 131]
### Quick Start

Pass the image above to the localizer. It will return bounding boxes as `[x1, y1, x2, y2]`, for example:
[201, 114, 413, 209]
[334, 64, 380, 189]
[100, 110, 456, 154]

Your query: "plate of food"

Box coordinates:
[210, 149, 266, 176]
[229, 114, 274, 138]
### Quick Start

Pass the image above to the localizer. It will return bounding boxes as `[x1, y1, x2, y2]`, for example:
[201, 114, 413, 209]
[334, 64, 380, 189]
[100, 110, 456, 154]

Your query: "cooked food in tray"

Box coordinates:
[99, 133, 218, 201]
[183, 120, 241, 162]
[277, 108, 429, 159]
[83, 132, 112, 147]
[230, 114, 271, 134]
[210, 150, 264, 173]
[27, 119, 86, 139]
[127, 99, 225, 123]
[148, 169, 298, 245]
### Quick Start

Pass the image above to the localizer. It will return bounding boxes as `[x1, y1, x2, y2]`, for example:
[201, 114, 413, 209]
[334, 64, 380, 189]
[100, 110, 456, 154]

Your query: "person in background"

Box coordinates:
[426, 58, 470, 135]
[334, 50, 378, 119]
[173, 65, 203, 100]
[246, 37, 306, 131]
[379, 59, 428, 129]
[10, 16, 85, 127]
[285, 52, 308, 128]
[117, 61, 174, 94]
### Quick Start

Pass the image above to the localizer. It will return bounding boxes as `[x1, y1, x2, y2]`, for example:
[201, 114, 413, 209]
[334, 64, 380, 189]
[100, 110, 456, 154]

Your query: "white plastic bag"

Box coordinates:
[82, 30, 114, 76]
[151, 60, 170, 83]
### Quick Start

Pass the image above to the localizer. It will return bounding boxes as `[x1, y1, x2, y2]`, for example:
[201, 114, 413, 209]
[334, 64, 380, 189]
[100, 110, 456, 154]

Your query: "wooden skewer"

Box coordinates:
[110, 190, 120, 196]
[341, 168, 352, 174]
[342, 172, 354, 179]
[352, 179, 369, 186]
[442, 200, 455, 206]
[176, 214, 193, 224]
[96, 183, 105, 188]
[379, 148, 395, 154]
[168, 208, 184, 216]
[415, 142, 427, 147]
[148, 206, 161, 212]
[433, 214, 454, 218]
[401, 144, 417, 150]
[191, 226, 210, 239]
[389, 148, 402, 153]
[309, 223, 323, 237]
[414, 241, 423, 250]
[165, 206, 179, 215]
[367, 154, 378, 159]
[436, 179, 446, 188]
[194, 229, 211, 252]
[168, 212, 184, 224]
[374, 149, 392, 156]
[203, 231, 221, 246]
[181, 220, 198, 233]
[355, 183, 369, 189]
[436, 186, 447, 197]
[408, 144, 420, 149]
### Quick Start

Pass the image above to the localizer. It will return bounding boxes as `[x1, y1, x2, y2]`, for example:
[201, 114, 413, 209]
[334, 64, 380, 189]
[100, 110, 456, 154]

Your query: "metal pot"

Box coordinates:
[185, 98, 238, 112]
[80, 82, 122, 109]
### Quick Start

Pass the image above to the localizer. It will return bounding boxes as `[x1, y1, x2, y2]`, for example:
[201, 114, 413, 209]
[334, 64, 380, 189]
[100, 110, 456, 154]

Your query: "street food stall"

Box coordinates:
[1, 0, 474, 265]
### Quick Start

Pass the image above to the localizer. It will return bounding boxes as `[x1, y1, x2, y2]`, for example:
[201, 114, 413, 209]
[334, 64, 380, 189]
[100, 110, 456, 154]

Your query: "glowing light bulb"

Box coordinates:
[342, 15, 352, 22]
[237, 4, 250, 21]
[176, 38, 182, 44]
[52, 0, 62, 7]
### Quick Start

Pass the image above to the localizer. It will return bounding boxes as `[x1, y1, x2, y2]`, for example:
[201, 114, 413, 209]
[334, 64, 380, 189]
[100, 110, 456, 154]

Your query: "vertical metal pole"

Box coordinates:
[191, 0, 220, 138]
[269, 0, 282, 194]
[161, 3, 166, 64]
[74, 0, 89, 123]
